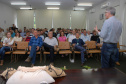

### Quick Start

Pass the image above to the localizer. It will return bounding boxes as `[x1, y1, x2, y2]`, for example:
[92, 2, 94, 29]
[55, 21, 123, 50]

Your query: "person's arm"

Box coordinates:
[3, 38, 6, 46]
[20, 37, 23, 41]
[72, 39, 76, 47]
[38, 37, 43, 47]
[94, 21, 109, 38]
[55, 38, 58, 47]
[28, 37, 32, 47]
[88, 36, 90, 41]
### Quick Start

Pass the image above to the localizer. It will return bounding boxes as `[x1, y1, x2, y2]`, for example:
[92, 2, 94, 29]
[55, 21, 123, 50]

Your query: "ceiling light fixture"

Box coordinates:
[77, 3, 92, 6]
[74, 7, 85, 10]
[45, 2, 60, 5]
[11, 2, 26, 5]
[20, 7, 32, 9]
[47, 7, 59, 9]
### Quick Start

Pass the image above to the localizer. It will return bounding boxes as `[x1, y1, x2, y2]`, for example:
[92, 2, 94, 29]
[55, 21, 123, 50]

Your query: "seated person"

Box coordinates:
[13, 32, 23, 45]
[72, 33, 87, 67]
[9, 29, 15, 38]
[0, 32, 14, 66]
[68, 30, 76, 43]
[23, 31, 31, 42]
[43, 31, 59, 65]
[40, 30, 45, 41]
[80, 30, 90, 42]
[58, 31, 67, 42]
[25, 30, 43, 67]
[91, 30, 100, 43]
[0, 28, 5, 41]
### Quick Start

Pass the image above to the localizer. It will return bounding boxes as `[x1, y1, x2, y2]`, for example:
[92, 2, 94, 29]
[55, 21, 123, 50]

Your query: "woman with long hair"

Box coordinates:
[0, 32, 14, 66]
[13, 32, 22, 44]
[58, 31, 67, 42]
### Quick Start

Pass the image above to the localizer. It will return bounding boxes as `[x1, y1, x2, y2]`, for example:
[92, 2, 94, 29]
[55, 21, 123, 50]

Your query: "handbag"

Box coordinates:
[45, 65, 66, 78]
[0, 68, 16, 80]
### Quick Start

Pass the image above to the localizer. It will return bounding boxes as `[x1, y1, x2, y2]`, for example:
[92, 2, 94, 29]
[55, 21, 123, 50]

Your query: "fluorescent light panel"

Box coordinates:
[47, 7, 59, 9]
[45, 2, 60, 5]
[78, 3, 92, 6]
[74, 7, 85, 10]
[11, 2, 26, 5]
[20, 7, 32, 9]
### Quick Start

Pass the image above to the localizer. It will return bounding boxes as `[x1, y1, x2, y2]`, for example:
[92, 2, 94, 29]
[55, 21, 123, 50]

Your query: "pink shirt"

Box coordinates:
[58, 36, 67, 42]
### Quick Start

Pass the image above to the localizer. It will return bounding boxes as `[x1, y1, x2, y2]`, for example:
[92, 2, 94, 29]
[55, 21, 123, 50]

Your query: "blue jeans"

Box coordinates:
[0, 46, 10, 60]
[101, 43, 117, 68]
[115, 48, 119, 62]
[29, 45, 38, 64]
[75, 45, 86, 63]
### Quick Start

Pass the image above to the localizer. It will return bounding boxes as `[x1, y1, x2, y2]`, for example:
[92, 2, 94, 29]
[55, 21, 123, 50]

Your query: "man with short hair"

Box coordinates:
[43, 31, 59, 65]
[68, 30, 76, 43]
[25, 30, 43, 67]
[95, 7, 122, 68]
[81, 30, 90, 42]
[72, 33, 87, 66]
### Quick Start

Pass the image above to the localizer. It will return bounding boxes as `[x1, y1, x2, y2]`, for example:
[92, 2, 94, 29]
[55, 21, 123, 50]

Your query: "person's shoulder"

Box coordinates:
[44, 37, 48, 40]
[72, 38, 76, 41]
[53, 37, 57, 40]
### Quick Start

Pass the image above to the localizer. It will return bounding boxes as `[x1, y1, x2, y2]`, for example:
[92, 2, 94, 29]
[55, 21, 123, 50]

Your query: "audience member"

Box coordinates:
[43, 31, 59, 65]
[81, 30, 90, 42]
[72, 33, 87, 66]
[0, 32, 14, 66]
[25, 30, 43, 67]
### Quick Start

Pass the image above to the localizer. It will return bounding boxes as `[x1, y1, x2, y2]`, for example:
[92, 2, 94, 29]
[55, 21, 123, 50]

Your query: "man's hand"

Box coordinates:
[72, 44, 76, 47]
[5, 43, 8, 46]
[36, 46, 40, 51]
[84, 44, 87, 47]
[94, 25, 99, 32]
[29, 46, 31, 51]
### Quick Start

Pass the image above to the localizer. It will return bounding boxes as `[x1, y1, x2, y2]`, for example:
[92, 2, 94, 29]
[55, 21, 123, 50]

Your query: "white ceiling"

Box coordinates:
[0, 0, 106, 10]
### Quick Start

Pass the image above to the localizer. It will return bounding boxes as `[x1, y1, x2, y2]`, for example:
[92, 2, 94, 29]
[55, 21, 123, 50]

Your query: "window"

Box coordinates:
[34, 11, 36, 29]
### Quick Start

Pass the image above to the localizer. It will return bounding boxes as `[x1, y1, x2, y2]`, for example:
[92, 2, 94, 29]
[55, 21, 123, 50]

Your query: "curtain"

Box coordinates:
[17, 10, 34, 29]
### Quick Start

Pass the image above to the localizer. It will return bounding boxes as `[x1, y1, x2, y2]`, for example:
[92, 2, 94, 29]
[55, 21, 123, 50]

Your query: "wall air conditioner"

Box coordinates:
[89, 9, 95, 13]
[101, 2, 110, 9]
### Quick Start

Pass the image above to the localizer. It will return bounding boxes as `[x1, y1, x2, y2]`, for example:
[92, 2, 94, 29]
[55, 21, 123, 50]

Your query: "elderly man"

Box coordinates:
[68, 29, 76, 43]
[72, 33, 87, 66]
[43, 31, 59, 65]
[25, 30, 43, 67]
[81, 30, 90, 42]
[95, 7, 122, 68]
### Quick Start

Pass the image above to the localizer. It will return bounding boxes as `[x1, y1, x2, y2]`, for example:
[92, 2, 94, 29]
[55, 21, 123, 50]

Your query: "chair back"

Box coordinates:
[85, 41, 96, 49]
[17, 42, 29, 50]
[59, 42, 70, 50]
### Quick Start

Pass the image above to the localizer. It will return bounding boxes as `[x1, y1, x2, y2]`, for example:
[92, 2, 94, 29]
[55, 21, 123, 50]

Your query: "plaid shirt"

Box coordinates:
[28, 36, 43, 47]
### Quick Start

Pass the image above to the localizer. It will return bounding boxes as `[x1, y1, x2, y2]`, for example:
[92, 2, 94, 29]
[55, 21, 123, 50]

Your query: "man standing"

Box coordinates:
[95, 7, 122, 68]
[25, 30, 43, 67]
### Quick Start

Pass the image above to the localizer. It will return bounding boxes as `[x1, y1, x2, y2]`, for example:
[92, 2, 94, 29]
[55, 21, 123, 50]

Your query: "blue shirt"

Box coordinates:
[98, 16, 122, 43]
[72, 38, 85, 46]
[80, 34, 90, 42]
[28, 36, 43, 47]
[11, 32, 15, 38]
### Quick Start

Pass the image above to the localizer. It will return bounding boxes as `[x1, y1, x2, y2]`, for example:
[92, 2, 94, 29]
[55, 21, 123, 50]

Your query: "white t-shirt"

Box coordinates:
[68, 34, 76, 43]
[44, 37, 58, 46]
[13, 36, 22, 42]
[3, 38, 14, 46]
